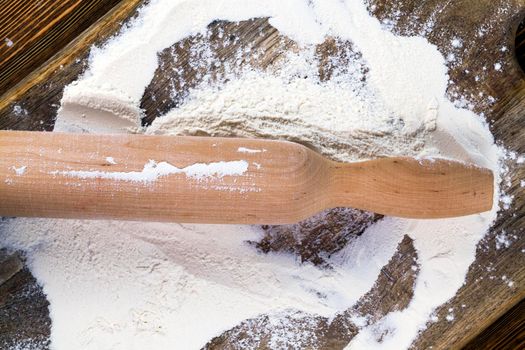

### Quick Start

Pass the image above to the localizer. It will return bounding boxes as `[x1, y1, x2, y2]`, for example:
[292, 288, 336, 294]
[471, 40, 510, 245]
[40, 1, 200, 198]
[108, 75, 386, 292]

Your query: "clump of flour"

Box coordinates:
[1, 0, 504, 349]
[147, 49, 429, 161]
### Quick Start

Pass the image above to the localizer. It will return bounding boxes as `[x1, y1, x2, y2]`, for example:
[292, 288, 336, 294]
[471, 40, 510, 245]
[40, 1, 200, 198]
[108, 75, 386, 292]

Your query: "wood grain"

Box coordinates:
[0, 250, 50, 349]
[0, 0, 141, 132]
[517, 20, 525, 72]
[463, 298, 525, 349]
[0, 0, 524, 349]
[0, 131, 494, 222]
[0, 0, 122, 94]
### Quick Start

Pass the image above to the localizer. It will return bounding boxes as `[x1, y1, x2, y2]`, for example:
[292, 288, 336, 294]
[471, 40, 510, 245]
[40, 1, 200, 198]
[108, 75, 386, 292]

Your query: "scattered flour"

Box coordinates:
[500, 194, 514, 210]
[451, 38, 463, 48]
[145, 53, 426, 162]
[50, 159, 249, 183]
[237, 147, 265, 154]
[0, 0, 505, 349]
[13, 104, 28, 117]
[105, 156, 117, 165]
[495, 231, 513, 250]
[12, 166, 27, 176]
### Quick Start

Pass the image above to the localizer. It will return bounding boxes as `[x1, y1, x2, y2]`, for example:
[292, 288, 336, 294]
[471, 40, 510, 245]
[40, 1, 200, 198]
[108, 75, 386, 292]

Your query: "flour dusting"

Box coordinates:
[51, 160, 249, 183]
[12, 166, 27, 176]
[0, 0, 505, 349]
[105, 156, 117, 165]
[237, 147, 265, 154]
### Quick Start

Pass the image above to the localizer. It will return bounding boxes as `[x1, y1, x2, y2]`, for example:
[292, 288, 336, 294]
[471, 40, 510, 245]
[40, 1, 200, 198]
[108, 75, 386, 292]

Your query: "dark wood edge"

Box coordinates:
[463, 297, 525, 349]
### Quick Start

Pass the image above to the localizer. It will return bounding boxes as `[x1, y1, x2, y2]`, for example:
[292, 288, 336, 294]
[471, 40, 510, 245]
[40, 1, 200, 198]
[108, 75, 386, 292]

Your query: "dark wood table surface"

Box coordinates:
[0, 1, 524, 349]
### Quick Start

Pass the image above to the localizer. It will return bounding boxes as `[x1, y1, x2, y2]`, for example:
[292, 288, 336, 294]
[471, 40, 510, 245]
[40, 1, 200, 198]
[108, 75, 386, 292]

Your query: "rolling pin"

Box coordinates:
[0, 131, 493, 224]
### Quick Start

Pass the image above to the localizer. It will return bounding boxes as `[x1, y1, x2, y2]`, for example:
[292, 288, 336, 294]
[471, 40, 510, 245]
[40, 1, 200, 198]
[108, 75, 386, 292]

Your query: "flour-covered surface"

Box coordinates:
[206, 235, 419, 349]
[0, 1, 524, 350]
[0, 250, 50, 350]
[50, 159, 250, 183]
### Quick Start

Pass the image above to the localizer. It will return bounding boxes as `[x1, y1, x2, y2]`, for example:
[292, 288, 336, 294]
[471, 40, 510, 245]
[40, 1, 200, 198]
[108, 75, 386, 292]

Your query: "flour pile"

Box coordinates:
[0, 0, 504, 349]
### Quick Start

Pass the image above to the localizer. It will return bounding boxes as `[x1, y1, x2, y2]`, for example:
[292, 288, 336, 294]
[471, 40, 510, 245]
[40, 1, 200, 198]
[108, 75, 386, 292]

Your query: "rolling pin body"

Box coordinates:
[0, 131, 494, 223]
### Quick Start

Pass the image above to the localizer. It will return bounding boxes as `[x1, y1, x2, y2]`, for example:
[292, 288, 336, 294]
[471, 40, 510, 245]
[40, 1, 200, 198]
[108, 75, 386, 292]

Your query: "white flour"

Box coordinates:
[145, 51, 428, 162]
[0, 0, 505, 349]
[50, 159, 249, 183]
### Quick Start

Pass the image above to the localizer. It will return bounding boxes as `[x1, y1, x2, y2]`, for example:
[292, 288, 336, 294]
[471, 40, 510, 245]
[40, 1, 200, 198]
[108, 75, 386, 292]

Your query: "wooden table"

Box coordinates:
[0, 1, 524, 349]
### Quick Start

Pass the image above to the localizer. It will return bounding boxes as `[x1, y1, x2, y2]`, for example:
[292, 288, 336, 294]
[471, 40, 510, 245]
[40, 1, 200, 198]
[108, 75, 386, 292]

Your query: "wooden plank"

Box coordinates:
[0, 250, 50, 349]
[0, 0, 524, 349]
[0, 0, 143, 132]
[0, 0, 123, 94]
[463, 298, 525, 350]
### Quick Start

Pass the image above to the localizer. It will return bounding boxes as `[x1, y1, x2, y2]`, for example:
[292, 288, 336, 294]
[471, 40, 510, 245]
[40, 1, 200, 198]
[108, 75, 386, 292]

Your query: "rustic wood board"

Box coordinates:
[0, 0, 122, 94]
[0, 249, 50, 349]
[0, 0, 524, 349]
[463, 298, 525, 349]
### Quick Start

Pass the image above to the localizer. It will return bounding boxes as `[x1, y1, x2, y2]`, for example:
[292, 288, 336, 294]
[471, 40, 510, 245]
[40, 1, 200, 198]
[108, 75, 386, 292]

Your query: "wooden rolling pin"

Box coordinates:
[0, 131, 493, 223]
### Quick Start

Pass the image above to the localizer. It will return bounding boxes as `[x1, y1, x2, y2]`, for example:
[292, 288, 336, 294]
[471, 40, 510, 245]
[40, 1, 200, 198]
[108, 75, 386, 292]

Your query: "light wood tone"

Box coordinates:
[0, 131, 493, 223]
